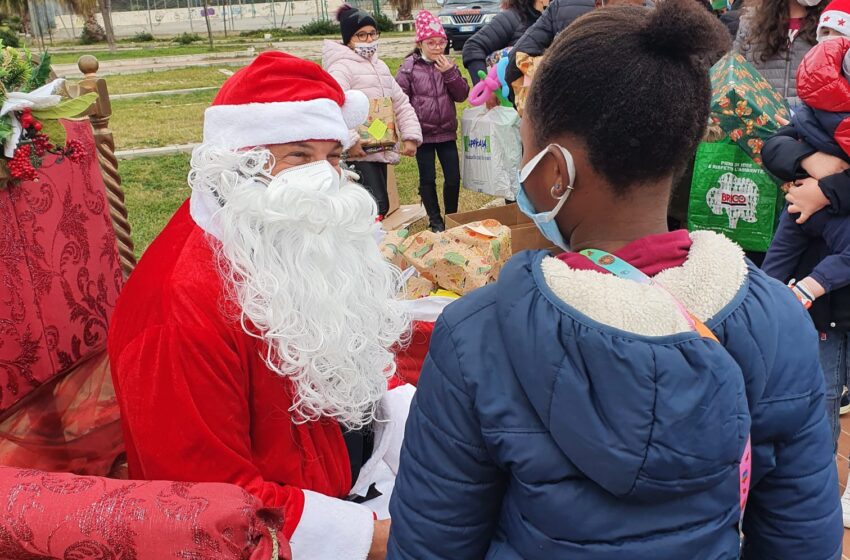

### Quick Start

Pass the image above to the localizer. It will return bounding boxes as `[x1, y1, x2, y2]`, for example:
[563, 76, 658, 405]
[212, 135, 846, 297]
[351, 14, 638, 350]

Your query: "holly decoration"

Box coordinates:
[6, 108, 88, 183]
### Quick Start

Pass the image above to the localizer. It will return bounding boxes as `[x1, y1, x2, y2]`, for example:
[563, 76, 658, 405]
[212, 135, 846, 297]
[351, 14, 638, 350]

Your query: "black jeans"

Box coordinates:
[415, 141, 460, 228]
[350, 161, 389, 217]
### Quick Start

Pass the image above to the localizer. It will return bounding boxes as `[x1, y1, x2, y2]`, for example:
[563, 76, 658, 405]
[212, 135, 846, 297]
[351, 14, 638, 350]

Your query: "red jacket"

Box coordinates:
[795, 36, 850, 157]
[108, 201, 431, 558]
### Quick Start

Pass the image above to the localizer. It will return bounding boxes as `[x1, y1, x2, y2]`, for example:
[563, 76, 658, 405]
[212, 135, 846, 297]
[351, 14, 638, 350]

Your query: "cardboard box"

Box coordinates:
[383, 166, 427, 231]
[445, 204, 558, 254]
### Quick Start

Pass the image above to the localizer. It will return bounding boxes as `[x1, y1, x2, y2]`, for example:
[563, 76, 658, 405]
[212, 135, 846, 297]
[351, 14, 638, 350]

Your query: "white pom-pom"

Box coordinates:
[341, 90, 369, 128]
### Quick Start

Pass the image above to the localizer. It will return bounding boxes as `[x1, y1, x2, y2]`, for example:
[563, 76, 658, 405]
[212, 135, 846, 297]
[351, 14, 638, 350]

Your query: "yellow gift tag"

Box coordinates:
[430, 289, 461, 299]
[368, 118, 388, 141]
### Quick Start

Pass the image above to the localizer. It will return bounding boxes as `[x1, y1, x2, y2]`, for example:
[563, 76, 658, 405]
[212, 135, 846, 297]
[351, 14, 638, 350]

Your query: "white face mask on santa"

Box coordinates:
[267, 159, 343, 195]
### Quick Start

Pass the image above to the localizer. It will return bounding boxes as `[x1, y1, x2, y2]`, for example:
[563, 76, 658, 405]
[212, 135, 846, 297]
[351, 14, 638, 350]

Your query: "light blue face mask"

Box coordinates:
[516, 144, 575, 251]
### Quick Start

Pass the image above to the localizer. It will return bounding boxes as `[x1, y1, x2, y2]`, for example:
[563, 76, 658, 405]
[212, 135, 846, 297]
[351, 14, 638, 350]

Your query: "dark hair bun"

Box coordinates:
[336, 3, 354, 23]
[640, 0, 731, 62]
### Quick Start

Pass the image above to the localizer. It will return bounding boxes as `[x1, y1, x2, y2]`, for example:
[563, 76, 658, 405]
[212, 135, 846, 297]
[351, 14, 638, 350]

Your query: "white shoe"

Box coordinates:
[842, 493, 850, 529]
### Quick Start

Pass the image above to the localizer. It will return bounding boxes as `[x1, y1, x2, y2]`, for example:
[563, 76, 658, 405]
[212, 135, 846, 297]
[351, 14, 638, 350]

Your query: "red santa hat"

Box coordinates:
[203, 51, 368, 150]
[819, 0, 850, 41]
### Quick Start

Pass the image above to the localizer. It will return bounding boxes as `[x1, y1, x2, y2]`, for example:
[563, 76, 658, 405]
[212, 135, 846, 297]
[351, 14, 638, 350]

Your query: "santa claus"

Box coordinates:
[108, 52, 430, 560]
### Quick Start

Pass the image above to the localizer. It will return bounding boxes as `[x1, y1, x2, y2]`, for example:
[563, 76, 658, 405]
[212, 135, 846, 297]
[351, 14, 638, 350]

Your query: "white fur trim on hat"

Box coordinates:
[203, 97, 363, 150]
[819, 10, 850, 41]
[342, 90, 369, 129]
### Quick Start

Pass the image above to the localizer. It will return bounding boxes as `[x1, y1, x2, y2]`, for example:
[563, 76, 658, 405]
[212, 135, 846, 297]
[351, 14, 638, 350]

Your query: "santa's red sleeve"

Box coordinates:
[112, 324, 375, 560]
[392, 320, 434, 388]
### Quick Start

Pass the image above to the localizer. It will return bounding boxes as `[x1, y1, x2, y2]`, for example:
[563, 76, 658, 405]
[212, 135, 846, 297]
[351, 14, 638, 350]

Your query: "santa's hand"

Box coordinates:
[800, 151, 850, 180]
[368, 519, 391, 560]
[787, 177, 829, 224]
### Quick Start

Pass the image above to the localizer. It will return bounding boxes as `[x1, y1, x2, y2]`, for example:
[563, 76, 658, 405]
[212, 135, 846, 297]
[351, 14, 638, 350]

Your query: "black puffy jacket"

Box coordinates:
[462, 5, 542, 85]
[504, 0, 594, 85]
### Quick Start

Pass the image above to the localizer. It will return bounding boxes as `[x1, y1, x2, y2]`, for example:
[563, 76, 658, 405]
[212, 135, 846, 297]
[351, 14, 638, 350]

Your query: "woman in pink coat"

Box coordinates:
[323, 4, 424, 217]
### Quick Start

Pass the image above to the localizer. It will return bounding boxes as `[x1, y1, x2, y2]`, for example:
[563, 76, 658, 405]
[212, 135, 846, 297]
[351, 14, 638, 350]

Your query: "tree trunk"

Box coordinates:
[201, 0, 214, 48]
[393, 0, 415, 21]
[82, 13, 106, 43]
[98, 0, 117, 52]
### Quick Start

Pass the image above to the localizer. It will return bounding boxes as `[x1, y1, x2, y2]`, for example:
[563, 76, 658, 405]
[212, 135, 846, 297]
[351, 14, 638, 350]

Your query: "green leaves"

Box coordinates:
[26, 53, 51, 92]
[0, 114, 12, 142]
[32, 93, 98, 120]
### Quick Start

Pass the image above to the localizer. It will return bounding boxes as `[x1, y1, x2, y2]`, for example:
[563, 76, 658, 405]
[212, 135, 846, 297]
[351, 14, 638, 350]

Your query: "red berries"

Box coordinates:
[5, 110, 88, 183]
[8, 144, 37, 181]
[64, 139, 85, 163]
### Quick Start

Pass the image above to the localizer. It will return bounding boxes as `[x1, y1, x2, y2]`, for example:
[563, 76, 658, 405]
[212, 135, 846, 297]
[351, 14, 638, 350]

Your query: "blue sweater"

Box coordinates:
[388, 242, 841, 559]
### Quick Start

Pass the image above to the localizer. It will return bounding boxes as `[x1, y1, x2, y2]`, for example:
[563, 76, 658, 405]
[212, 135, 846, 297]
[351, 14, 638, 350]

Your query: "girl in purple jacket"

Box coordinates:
[396, 11, 470, 232]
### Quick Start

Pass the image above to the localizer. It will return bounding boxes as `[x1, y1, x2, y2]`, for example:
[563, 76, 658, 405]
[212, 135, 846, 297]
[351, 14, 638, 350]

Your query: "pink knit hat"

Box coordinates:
[415, 10, 447, 42]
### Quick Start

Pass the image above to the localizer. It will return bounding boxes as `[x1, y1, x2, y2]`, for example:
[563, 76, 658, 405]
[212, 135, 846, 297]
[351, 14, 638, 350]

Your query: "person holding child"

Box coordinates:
[323, 4, 423, 218]
[386, 1, 842, 558]
[396, 12, 470, 233]
[761, 0, 850, 528]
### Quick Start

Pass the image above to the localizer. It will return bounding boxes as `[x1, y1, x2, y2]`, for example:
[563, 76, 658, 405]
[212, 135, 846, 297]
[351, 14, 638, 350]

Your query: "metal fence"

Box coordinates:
[31, 0, 441, 40]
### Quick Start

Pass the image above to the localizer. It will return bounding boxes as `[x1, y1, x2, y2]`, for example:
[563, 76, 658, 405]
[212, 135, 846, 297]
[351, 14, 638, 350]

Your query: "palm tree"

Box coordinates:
[387, 0, 419, 21]
[62, 0, 115, 51]
[0, 0, 28, 38]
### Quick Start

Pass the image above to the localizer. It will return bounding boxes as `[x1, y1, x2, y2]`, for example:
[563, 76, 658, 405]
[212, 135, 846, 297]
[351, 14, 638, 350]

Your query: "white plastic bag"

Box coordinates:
[460, 106, 522, 199]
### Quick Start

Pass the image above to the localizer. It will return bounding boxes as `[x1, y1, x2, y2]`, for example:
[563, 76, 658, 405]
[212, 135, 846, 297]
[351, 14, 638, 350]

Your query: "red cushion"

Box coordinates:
[0, 119, 124, 415]
[0, 466, 290, 559]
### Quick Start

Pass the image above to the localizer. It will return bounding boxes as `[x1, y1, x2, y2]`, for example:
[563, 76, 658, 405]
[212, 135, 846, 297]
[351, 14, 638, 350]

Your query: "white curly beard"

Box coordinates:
[188, 144, 410, 430]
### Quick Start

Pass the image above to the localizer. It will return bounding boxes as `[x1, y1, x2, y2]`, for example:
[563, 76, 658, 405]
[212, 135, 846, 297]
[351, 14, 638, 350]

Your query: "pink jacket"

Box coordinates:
[322, 40, 423, 165]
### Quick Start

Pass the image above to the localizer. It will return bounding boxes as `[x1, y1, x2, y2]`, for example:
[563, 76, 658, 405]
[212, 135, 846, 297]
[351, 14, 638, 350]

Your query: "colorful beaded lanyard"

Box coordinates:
[580, 249, 752, 540]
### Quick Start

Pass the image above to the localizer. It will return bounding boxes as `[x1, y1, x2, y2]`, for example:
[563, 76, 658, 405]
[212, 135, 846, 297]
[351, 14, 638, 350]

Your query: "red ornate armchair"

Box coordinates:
[0, 56, 289, 560]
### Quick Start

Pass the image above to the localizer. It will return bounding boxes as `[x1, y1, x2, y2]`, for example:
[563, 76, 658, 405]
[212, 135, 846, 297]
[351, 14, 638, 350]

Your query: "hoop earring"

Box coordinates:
[550, 184, 562, 198]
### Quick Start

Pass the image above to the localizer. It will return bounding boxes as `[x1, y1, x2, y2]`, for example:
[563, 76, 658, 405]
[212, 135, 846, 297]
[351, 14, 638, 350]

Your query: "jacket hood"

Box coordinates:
[797, 36, 850, 112]
[322, 39, 376, 68]
[494, 232, 751, 501]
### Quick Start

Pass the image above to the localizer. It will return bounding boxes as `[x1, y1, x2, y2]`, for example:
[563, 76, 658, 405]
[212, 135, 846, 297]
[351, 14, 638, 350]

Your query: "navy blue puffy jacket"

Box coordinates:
[388, 234, 842, 559]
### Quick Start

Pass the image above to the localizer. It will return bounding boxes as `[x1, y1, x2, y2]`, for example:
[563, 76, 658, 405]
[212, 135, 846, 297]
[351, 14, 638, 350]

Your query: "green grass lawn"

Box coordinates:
[111, 89, 213, 150]
[104, 67, 230, 95]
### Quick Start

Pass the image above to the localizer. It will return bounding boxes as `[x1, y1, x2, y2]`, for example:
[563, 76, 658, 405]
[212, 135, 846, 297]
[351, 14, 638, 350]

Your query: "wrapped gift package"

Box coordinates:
[710, 53, 789, 165]
[446, 204, 558, 254]
[512, 52, 543, 117]
[381, 219, 511, 296]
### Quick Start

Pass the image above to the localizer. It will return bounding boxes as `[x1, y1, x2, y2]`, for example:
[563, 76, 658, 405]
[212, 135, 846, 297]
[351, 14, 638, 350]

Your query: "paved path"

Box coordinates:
[53, 37, 414, 77]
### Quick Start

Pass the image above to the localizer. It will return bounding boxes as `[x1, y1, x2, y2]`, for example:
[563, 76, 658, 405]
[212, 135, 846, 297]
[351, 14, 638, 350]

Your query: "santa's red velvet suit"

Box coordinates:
[108, 52, 433, 560]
